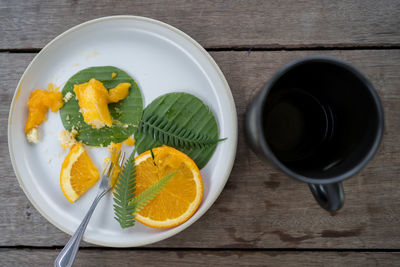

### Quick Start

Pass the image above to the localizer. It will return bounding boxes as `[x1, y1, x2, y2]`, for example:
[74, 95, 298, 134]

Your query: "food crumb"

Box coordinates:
[26, 128, 39, 143]
[107, 142, 122, 153]
[63, 92, 73, 102]
[47, 83, 59, 92]
[111, 72, 117, 79]
[123, 137, 135, 146]
[58, 129, 78, 149]
[85, 51, 100, 60]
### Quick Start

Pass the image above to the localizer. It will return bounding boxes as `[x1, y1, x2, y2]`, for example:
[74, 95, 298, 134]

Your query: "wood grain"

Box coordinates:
[1, 50, 400, 248]
[1, 0, 399, 49]
[1, 249, 399, 267]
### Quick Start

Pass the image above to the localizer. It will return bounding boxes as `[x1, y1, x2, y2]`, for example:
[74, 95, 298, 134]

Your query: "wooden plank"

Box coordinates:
[1, 50, 400, 248]
[1, 249, 399, 267]
[1, 0, 399, 49]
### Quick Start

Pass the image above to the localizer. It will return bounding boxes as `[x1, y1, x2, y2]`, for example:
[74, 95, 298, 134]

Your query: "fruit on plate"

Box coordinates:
[123, 136, 135, 146]
[105, 137, 135, 186]
[108, 147, 122, 187]
[105, 142, 124, 187]
[25, 87, 63, 143]
[58, 129, 78, 149]
[60, 142, 100, 203]
[73, 78, 130, 129]
[59, 66, 143, 147]
[134, 146, 203, 228]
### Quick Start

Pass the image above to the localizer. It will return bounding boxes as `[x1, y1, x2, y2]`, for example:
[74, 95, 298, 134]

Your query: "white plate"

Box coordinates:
[8, 16, 237, 247]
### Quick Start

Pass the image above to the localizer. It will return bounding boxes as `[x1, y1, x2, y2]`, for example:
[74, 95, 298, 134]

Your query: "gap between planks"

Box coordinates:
[0, 44, 400, 54]
[1, 246, 400, 253]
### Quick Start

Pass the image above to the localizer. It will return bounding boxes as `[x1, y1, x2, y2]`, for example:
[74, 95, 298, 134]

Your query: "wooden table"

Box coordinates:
[1, 1, 400, 266]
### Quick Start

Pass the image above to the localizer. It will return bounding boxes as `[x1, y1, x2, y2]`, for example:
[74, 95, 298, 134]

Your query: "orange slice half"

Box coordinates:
[60, 143, 99, 203]
[135, 146, 203, 228]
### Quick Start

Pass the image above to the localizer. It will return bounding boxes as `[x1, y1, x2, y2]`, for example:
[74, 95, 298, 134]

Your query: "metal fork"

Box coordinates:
[54, 152, 125, 267]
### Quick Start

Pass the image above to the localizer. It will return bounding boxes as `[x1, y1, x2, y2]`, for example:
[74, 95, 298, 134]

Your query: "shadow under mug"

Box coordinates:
[245, 56, 384, 211]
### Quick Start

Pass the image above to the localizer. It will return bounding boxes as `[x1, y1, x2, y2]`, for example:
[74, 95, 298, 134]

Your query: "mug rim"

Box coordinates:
[257, 55, 384, 184]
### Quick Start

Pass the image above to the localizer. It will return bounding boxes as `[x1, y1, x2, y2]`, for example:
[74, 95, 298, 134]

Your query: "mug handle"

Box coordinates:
[308, 182, 344, 211]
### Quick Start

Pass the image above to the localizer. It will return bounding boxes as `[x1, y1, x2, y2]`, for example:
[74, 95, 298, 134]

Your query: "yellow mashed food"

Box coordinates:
[73, 78, 130, 129]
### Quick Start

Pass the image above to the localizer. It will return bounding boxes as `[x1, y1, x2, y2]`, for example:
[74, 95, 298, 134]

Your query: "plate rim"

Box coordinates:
[8, 15, 238, 247]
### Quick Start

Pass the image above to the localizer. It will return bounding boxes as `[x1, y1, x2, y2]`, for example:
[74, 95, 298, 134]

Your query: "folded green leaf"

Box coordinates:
[139, 114, 225, 149]
[60, 66, 143, 146]
[135, 92, 225, 169]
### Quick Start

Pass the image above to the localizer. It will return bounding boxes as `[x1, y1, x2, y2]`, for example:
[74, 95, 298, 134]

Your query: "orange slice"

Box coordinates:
[60, 143, 99, 203]
[135, 146, 203, 228]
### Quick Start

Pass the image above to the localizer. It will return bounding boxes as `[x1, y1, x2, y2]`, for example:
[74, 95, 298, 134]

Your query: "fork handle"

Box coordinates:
[54, 191, 107, 267]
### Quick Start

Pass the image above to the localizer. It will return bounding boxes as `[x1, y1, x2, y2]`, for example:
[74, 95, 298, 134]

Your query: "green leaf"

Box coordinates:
[113, 150, 137, 229]
[140, 114, 226, 149]
[59, 66, 143, 147]
[134, 92, 223, 169]
[129, 170, 180, 214]
[113, 149, 178, 229]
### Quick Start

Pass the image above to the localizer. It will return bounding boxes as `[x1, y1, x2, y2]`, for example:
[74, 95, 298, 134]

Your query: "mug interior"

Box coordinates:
[261, 58, 383, 181]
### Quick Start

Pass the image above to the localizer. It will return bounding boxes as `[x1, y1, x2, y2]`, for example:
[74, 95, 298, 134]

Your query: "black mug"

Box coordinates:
[245, 56, 384, 211]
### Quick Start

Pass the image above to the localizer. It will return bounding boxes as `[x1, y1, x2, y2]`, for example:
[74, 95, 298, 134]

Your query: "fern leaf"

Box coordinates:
[129, 170, 180, 214]
[139, 114, 225, 149]
[113, 150, 137, 228]
[134, 93, 226, 169]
